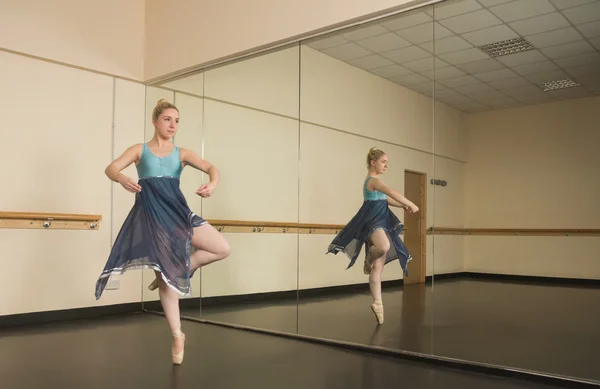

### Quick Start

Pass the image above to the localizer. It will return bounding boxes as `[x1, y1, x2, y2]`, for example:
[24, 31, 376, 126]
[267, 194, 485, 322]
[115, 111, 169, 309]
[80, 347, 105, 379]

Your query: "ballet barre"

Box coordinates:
[206, 220, 345, 234]
[205, 221, 599, 237]
[0, 211, 102, 231]
[428, 227, 600, 236]
[205, 220, 410, 235]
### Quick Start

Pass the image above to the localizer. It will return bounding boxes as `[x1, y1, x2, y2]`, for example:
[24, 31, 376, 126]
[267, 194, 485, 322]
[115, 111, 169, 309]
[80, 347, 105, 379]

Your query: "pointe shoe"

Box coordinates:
[371, 301, 384, 325]
[148, 277, 159, 291]
[172, 330, 185, 365]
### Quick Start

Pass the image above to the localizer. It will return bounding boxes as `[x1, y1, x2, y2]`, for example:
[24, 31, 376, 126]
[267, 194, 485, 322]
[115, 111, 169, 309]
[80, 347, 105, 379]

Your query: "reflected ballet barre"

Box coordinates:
[0, 211, 102, 230]
[205, 220, 600, 237]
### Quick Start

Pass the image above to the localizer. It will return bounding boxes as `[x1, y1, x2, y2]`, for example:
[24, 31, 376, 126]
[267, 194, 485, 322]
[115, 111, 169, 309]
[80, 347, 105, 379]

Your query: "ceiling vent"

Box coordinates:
[539, 78, 581, 92]
[478, 37, 534, 57]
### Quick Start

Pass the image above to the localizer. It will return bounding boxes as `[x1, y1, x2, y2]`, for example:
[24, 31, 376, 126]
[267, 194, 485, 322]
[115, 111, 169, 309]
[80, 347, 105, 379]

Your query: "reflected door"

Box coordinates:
[403, 170, 426, 284]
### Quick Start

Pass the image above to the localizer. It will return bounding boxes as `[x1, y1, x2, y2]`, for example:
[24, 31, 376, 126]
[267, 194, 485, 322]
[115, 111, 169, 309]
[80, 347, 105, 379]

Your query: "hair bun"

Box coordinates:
[157, 98, 168, 105]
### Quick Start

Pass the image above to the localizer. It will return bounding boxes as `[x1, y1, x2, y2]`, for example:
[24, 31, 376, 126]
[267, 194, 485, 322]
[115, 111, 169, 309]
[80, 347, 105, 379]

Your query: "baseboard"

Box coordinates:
[462, 272, 600, 288]
[0, 301, 143, 329]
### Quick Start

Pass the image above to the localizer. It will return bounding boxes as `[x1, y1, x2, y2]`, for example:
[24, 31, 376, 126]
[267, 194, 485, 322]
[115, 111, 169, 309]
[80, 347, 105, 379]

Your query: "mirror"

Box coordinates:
[296, 5, 436, 353]
[150, 45, 302, 333]
[431, 0, 600, 384]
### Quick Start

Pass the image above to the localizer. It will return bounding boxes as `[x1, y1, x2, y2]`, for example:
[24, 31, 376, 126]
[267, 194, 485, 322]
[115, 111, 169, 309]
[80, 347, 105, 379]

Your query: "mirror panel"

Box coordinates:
[177, 45, 301, 333]
[431, 0, 600, 384]
[296, 5, 436, 353]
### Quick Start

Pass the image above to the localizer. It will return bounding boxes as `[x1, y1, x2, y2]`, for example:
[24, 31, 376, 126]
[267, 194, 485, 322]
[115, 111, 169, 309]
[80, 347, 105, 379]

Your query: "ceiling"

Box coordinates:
[305, 0, 600, 113]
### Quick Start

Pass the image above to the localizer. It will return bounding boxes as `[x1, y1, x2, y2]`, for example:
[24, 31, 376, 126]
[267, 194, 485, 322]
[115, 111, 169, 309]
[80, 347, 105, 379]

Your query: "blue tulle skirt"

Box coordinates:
[327, 199, 412, 275]
[95, 176, 205, 299]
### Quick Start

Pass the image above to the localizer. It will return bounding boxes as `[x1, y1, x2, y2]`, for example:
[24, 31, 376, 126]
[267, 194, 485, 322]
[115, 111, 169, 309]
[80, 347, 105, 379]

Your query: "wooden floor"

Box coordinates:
[0, 312, 581, 389]
[186, 278, 600, 383]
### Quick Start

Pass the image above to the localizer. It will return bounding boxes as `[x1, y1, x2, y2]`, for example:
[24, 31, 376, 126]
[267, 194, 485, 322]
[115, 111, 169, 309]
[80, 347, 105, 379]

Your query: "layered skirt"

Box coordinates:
[95, 176, 205, 299]
[327, 199, 412, 275]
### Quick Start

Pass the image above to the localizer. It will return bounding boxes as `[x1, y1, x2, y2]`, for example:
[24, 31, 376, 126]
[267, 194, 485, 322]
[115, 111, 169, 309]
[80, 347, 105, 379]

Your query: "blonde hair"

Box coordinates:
[152, 98, 178, 122]
[367, 147, 386, 167]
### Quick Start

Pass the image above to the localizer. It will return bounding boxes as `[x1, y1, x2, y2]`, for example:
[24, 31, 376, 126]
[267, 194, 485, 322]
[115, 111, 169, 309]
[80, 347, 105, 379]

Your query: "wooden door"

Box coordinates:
[403, 170, 426, 284]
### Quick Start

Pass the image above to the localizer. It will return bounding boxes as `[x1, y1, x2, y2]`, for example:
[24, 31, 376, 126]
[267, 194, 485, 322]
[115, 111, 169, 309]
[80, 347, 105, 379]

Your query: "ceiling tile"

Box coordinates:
[453, 101, 490, 112]
[460, 25, 520, 46]
[586, 82, 600, 92]
[576, 20, 600, 39]
[380, 45, 432, 63]
[438, 9, 503, 34]
[402, 57, 449, 72]
[509, 13, 571, 36]
[406, 82, 435, 94]
[421, 66, 467, 79]
[477, 0, 515, 6]
[432, 0, 483, 20]
[342, 25, 389, 41]
[308, 35, 349, 50]
[564, 64, 600, 81]
[438, 47, 491, 64]
[420, 35, 473, 54]
[433, 23, 456, 39]
[383, 10, 433, 31]
[512, 60, 559, 75]
[321, 43, 372, 61]
[513, 93, 555, 104]
[526, 27, 585, 49]
[438, 74, 483, 87]
[474, 68, 520, 81]
[370, 64, 414, 78]
[502, 84, 548, 97]
[468, 89, 510, 100]
[455, 58, 507, 73]
[489, 0, 556, 23]
[549, 0, 598, 10]
[523, 69, 572, 84]
[540, 40, 596, 59]
[356, 33, 412, 52]
[562, 2, 600, 25]
[395, 22, 455, 44]
[484, 97, 523, 108]
[347, 54, 395, 70]
[434, 88, 467, 99]
[395, 22, 435, 44]
[547, 86, 593, 99]
[590, 36, 600, 49]
[390, 73, 431, 85]
[488, 77, 533, 89]
[454, 82, 496, 94]
[553, 52, 600, 67]
[438, 94, 476, 104]
[496, 50, 548, 66]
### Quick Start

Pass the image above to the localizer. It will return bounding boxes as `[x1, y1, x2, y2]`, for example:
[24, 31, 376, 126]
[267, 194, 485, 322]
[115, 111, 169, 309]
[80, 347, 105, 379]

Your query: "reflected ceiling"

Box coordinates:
[305, 0, 600, 113]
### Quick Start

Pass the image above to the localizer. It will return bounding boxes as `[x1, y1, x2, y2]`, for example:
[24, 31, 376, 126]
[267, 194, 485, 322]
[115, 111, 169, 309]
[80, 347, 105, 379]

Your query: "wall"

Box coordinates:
[144, 0, 436, 81]
[464, 96, 600, 279]
[0, 50, 146, 316]
[157, 44, 467, 298]
[0, 0, 145, 81]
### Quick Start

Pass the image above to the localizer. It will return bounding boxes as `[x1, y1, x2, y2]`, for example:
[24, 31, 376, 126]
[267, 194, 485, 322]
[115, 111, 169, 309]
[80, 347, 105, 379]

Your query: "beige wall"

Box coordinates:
[144, 0, 435, 81]
[0, 0, 145, 81]
[464, 96, 600, 279]
[0, 50, 145, 316]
